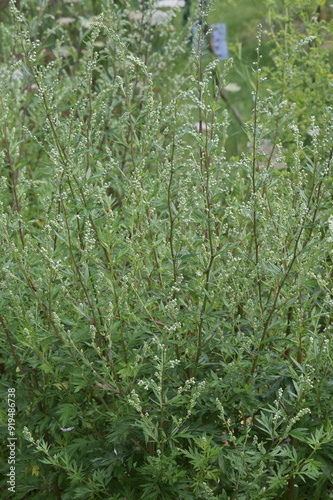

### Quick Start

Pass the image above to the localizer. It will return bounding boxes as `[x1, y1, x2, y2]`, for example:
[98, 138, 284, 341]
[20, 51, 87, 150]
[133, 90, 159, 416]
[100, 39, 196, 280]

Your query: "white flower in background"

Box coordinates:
[195, 122, 210, 132]
[129, 9, 169, 25]
[157, 0, 185, 7]
[225, 82, 241, 92]
[56, 17, 76, 24]
[308, 126, 320, 137]
[129, 12, 142, 21]
[151, 10, 169, 24]
[78, 16, 94, 28]
[11, 69, 23, 82]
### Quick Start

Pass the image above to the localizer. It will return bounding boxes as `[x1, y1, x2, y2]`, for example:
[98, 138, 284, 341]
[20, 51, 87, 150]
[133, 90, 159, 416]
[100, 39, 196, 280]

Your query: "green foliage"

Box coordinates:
[1, 0, 333, 498]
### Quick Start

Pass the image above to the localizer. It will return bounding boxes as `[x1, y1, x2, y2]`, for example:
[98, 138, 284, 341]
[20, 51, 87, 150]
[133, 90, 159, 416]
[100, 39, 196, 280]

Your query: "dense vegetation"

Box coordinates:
[1, 0, 333, 498]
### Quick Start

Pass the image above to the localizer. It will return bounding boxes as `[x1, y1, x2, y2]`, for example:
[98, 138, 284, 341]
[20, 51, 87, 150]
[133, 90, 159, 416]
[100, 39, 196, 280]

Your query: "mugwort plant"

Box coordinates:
[0, 0, 333, 498]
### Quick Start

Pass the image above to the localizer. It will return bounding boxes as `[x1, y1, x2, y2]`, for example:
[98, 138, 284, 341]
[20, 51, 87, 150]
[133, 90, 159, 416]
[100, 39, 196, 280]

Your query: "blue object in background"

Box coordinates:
[211, 23, 228, 60]
[192, 25, 209, 55]
[192, 23, 228, 60]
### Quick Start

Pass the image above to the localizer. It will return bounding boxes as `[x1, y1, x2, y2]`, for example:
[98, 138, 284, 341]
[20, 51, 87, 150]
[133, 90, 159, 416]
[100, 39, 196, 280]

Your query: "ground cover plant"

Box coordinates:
[1, 0, 333, 498]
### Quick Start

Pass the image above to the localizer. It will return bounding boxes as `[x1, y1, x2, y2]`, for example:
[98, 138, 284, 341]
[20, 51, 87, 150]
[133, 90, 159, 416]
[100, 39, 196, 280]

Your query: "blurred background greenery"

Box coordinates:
[0, 0, 332, 157]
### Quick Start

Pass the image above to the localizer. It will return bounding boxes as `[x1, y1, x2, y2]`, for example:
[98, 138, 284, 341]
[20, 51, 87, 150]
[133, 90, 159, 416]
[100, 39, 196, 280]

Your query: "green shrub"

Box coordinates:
[1, 0, 333, 498]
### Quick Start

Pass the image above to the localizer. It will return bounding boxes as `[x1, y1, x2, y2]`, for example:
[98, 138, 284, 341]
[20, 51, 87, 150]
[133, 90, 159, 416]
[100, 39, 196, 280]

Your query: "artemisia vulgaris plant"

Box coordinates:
[0, 0, 333, 498]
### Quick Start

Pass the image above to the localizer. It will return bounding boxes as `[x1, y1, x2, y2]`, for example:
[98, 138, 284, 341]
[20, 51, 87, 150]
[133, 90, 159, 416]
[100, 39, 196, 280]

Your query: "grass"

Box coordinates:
[209, 0, 276, 155]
